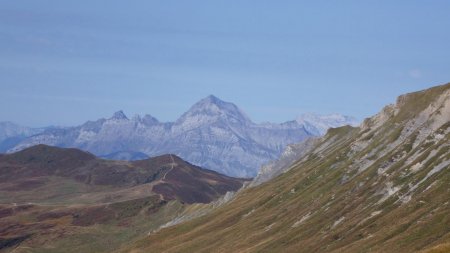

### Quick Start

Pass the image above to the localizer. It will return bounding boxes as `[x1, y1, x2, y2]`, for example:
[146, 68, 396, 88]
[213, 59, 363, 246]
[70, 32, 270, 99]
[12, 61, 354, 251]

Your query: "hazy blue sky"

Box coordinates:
[1, 1, 449, 127]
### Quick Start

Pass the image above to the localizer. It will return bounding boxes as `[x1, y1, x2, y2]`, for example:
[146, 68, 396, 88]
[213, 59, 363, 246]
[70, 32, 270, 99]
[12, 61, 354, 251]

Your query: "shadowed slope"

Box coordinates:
[136, 155, 247, 204]
[0, 145, 247, 205]
[0, 146, 247, 252]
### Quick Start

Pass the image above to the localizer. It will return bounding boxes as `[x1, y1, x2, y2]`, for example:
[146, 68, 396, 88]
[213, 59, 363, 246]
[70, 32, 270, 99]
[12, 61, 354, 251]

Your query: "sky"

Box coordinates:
[1, 1, 449, 127]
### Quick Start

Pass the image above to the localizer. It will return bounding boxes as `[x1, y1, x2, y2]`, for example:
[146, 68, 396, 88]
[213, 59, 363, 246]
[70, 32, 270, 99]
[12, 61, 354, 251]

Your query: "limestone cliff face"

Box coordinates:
[250, 137, 320, 186]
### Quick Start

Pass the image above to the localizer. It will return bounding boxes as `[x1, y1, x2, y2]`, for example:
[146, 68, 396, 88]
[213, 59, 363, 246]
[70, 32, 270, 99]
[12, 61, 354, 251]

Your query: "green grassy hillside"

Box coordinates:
[118, 83, 450, 253]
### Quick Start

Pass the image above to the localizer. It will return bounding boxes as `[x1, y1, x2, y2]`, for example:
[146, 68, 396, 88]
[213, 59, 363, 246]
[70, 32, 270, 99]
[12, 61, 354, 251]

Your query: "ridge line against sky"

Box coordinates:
[0, 1, 449, 127]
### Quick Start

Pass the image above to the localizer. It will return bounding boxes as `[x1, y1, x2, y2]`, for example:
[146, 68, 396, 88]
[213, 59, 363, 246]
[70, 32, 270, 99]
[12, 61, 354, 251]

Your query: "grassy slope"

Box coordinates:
[0, 197, 186, 253]
[118, 83, 450, 253]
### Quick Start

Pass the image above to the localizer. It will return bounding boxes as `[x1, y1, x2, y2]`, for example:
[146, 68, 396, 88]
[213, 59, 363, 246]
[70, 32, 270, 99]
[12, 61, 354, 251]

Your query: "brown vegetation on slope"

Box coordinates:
[0, 146, 247, 252]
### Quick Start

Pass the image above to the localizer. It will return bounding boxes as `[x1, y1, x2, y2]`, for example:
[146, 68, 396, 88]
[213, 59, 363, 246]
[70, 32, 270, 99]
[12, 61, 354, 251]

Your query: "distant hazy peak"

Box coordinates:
[141, 114, 159, 125]
[204, 94, 222, 103]
[296, 113, 359, 135]
[193, 95, 242, 112]
[0, 121, 47, 145]
[110, 110, 128, 120]
[297, 113, 358, 123]
[176, 95, 252, 125]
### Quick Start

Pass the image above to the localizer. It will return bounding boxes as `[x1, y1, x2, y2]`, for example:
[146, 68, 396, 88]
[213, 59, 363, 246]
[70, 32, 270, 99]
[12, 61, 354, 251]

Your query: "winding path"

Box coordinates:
[162, 154, 176, 181]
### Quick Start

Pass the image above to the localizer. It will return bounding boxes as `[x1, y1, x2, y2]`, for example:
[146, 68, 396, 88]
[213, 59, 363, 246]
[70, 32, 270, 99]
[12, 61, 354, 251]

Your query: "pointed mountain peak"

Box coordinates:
[194, 95, 244, 111]
[111, 110, 128, 120]
[174, 95, 253, 129]
[195, 95, 228, 108]
[203, 94, 221, 103]
[191, 95, 250, 119]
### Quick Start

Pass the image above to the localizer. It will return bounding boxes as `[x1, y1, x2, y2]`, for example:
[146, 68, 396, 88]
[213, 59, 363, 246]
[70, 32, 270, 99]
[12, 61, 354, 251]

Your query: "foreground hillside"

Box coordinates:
[0, 145, 246, 252]
[119, 83, 450, 253]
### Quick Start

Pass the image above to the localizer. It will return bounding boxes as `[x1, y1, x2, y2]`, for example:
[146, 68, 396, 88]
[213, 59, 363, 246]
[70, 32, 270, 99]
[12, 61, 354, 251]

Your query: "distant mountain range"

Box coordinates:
[0, 95, 358, 177]
[0, 122, 49, 152]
